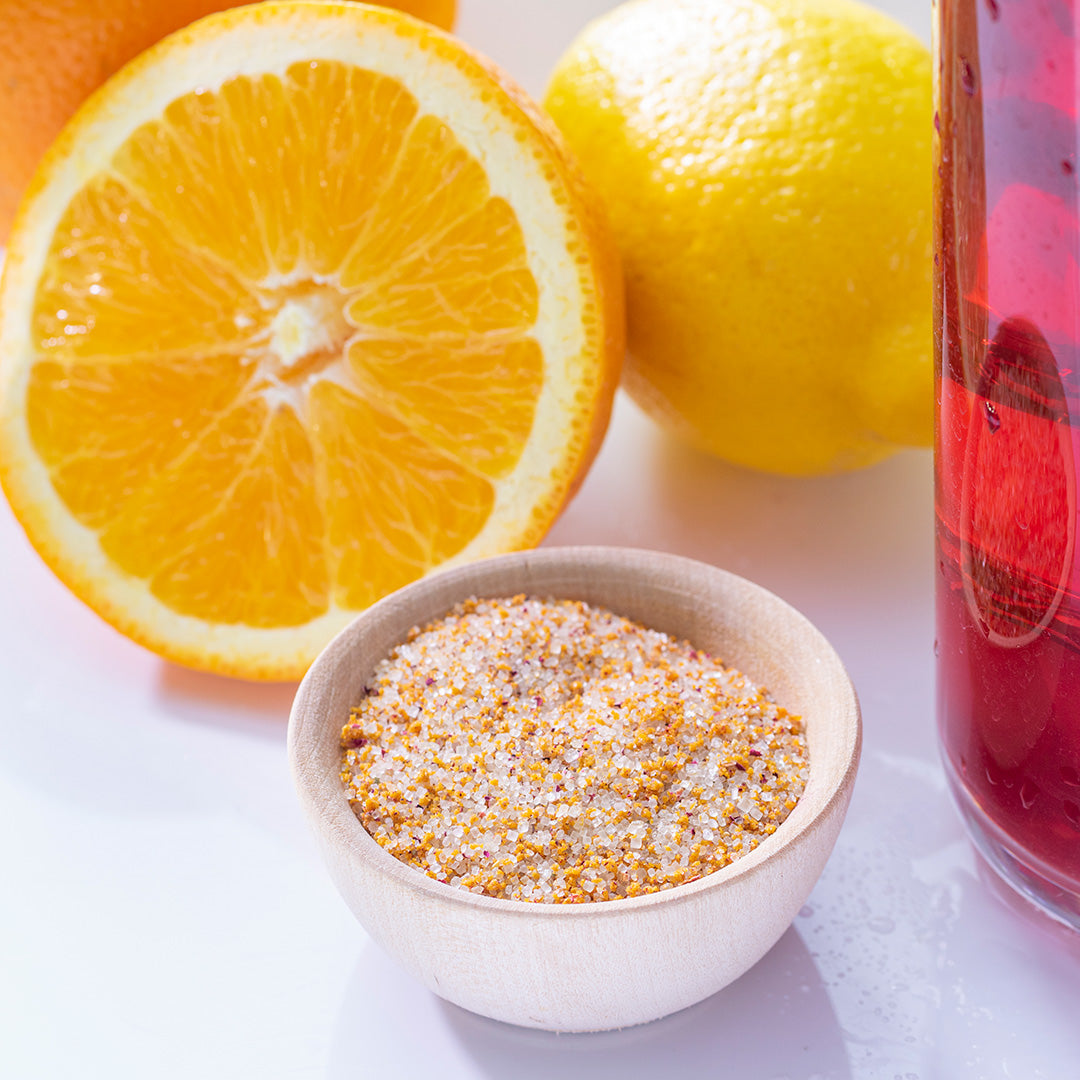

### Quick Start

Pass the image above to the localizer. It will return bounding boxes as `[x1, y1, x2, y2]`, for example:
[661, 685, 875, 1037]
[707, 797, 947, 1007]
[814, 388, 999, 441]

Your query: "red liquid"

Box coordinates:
[936, 0, 1080, 891]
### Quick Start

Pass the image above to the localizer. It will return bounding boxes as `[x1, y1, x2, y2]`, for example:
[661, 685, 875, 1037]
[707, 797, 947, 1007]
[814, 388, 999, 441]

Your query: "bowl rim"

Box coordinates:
[288, 545, 861, 920]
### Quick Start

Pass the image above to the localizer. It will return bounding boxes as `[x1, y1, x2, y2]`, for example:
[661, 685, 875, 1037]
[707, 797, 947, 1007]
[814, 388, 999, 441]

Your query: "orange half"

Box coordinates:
[0, 2, 623, 679]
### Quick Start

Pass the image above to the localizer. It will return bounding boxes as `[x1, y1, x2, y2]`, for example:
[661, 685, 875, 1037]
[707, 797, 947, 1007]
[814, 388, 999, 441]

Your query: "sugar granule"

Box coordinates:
[340, 595, 809, 903]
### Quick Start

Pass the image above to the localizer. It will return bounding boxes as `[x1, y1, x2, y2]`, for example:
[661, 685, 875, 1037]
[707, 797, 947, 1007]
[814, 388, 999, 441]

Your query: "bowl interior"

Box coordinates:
[289, 545, 861, 909]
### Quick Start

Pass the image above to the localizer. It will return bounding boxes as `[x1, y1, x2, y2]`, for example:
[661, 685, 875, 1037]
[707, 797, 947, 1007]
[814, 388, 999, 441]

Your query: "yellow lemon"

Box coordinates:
[545, 0, 932, 475]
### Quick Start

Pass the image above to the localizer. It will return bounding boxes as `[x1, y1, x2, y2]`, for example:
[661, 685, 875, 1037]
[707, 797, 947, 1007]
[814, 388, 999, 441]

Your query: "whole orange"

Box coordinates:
[0, 0, 456, 235]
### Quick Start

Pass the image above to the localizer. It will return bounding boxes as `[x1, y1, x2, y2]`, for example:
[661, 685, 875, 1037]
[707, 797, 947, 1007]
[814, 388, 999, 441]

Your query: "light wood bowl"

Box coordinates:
[288, 547, 860, 1032]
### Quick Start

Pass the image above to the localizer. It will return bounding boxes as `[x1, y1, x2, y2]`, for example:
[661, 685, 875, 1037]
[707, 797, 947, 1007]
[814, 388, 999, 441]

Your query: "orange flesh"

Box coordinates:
[26, 60, 543, 627]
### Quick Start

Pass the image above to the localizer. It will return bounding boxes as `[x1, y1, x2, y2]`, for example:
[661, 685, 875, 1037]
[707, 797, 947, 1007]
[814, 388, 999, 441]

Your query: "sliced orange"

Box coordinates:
[0, 2, 623, 680]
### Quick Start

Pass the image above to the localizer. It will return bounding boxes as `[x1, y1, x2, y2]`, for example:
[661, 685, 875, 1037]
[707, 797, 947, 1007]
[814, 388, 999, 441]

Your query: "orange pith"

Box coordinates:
[0, 4, 624, 679]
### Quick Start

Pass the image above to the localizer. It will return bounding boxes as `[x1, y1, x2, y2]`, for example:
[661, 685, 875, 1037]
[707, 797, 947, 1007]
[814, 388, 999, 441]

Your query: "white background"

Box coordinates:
[3, 1, 1079, 1078]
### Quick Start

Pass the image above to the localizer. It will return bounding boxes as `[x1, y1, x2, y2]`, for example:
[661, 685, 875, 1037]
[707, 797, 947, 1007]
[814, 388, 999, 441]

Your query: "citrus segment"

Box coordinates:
[345, 333, 544, 480]
[339, 113, 493, 292]
[0, 3, 623, 679]
[32, 176, 261, 363]
[308, 380, 494, 611]
[344, 194, 539, 335]
[25, 354, 252, 529]
[101, 399, 330, 628]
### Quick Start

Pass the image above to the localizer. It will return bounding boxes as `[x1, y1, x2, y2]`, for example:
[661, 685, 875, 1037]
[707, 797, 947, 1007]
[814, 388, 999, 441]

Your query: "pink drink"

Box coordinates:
[936, 0, 1080, 921]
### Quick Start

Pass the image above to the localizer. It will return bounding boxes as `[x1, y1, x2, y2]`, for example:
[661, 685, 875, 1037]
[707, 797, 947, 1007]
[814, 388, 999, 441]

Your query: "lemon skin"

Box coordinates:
[544, 0, 932, 475]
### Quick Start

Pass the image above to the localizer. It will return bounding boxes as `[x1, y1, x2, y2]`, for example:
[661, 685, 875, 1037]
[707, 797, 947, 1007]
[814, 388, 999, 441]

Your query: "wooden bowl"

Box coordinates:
[288, 547, 860, 1032]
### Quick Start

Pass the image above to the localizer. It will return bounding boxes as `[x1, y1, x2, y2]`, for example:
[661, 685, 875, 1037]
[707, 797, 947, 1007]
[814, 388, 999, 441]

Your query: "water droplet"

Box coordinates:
[933, 110, 941, 133]
[1060, 765, 1080, 787]
[960, 58, 977, 95]
[984, 0, 1000, 19]
[1020, 780, 1040, 809]
[984, 400, 1001, 432]
[1064, 800, 1080, 827]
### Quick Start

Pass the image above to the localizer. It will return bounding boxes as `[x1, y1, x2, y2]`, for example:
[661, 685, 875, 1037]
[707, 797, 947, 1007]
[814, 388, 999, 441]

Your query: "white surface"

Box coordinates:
[2, 1, 1079, 1078]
